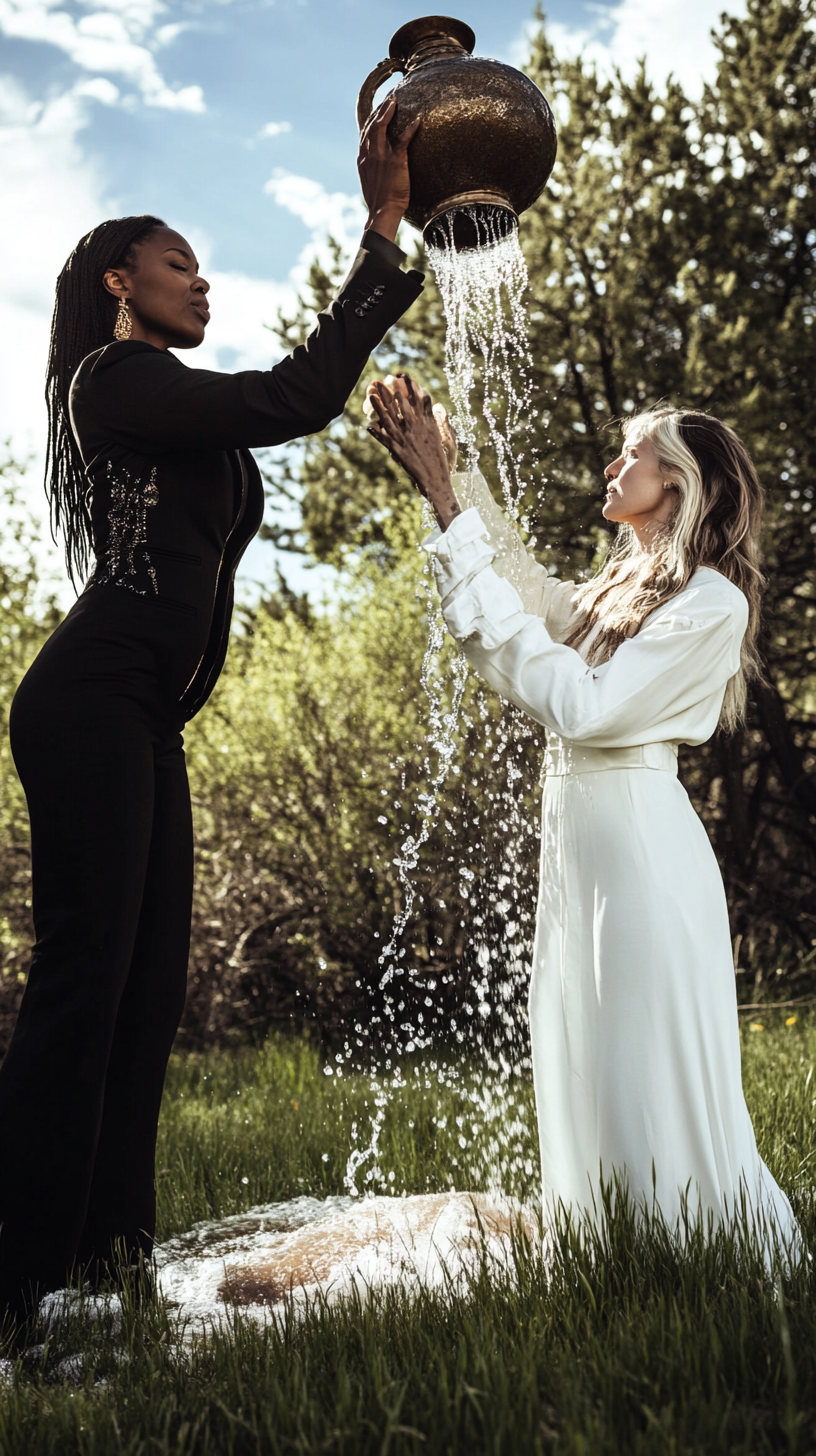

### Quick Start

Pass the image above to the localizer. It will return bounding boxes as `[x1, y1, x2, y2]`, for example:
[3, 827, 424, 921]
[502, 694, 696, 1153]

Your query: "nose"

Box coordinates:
[194, 275, 210, 295]
[605, 455, 622, 481]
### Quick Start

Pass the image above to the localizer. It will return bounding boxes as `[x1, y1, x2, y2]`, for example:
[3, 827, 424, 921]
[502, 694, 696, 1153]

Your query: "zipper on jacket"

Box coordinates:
[179, 449, 249, 707]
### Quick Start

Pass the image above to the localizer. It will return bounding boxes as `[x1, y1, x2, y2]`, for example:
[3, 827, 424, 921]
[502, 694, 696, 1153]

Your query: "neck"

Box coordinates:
[129, 321, 169, 350]
[628, 499, 678, 550]
[630, 518, 669, 551]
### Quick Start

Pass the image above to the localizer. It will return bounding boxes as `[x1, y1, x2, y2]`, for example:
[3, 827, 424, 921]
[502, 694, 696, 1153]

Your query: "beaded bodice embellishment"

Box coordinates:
[90, 461, 159, 595]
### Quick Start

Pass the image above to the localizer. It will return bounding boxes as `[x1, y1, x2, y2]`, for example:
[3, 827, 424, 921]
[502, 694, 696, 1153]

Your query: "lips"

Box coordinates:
[190, 301, 210, 323]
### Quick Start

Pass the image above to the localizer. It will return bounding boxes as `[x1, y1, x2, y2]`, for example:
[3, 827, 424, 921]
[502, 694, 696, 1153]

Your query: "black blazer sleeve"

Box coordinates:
[70, 233, 424, 458]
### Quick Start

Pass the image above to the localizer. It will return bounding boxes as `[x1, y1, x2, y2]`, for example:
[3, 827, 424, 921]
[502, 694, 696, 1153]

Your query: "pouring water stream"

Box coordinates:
[342, 208, 546, 1201]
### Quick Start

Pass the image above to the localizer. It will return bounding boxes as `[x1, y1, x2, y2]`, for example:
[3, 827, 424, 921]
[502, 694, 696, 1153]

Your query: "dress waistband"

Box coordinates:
[542, 740, 679, 778]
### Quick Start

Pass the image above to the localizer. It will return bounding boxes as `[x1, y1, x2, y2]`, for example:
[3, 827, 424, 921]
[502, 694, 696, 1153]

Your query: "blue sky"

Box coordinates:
[2, 0, 585, 284]
[0, 0, 739, 598]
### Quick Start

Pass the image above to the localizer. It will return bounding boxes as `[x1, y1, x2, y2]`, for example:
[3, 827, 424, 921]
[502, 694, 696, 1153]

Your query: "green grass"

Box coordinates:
[1, 1011, 815, 1455]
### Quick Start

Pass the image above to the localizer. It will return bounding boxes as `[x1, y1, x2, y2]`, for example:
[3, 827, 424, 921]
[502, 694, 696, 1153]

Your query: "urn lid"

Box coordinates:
[389, 15, 475, 61]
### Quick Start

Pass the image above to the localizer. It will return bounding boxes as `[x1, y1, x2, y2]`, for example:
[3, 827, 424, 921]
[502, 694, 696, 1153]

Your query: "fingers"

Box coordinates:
[365, 378, 397, 411]
[384, 373, 409, 400]
[360, 94, 397, 151]
[366, 386, 394, 424]
[366, 388, 391, 423]
[366, 374, 433, 430]
[396, 373, 434, 416]
[360, 97, 418, 157]
[367, 383, 408, 439]
[366, 377, 392, 401]
[394, 115, 420, 152]
[361, 95, 394, 138]
[366, 420, 398, 462]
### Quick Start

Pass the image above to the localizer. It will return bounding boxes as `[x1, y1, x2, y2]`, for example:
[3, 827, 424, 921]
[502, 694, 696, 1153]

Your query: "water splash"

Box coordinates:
[375, 580, 469, 996]
[157, 1192, 538, 1330]
[343, 557, 468, 1198]
[343, 206, 546, 1201]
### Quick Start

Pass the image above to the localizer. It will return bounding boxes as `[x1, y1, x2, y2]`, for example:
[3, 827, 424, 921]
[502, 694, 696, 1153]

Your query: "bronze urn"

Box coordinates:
[357, 15, 557, 249]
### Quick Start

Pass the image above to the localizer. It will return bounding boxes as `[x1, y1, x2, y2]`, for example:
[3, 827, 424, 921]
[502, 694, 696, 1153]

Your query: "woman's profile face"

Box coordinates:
[102, 227, 210, 351]
[603, 434, 675, 532]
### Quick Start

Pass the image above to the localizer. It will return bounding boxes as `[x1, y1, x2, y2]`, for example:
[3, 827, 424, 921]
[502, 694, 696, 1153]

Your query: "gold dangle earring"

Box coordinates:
[114, 296, 132, 342]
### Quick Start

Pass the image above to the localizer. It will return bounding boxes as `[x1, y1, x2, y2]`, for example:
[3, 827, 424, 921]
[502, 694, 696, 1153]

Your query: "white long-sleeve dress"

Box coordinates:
[426, 471, 797, 1242]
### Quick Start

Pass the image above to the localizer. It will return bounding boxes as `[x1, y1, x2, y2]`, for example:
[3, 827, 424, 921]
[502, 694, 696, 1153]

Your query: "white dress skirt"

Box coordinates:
[425, 471, 797, 1244]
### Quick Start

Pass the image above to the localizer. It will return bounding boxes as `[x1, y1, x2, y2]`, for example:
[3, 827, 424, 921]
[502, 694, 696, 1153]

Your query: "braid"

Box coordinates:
[45, 214, 165, 584]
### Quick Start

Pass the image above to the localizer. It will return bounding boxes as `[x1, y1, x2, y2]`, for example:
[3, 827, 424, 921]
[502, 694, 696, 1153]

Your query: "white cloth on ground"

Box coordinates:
[423, 471, 798, 1245]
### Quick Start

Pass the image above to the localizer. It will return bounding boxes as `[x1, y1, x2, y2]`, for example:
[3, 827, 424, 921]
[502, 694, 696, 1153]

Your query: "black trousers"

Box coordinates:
[0, 590, 193, 1318]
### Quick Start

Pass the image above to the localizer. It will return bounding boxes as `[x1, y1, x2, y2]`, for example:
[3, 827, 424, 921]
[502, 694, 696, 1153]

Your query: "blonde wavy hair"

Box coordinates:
[564, 408, 765, 732]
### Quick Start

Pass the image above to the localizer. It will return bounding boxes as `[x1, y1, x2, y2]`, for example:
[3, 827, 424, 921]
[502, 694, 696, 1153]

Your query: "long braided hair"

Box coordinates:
[45, 214, 165, 584]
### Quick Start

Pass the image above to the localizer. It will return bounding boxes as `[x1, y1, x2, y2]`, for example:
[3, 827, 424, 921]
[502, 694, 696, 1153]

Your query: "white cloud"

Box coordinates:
[264, 168, 367, 276]
[510, 0, 746, 96]
[0, 0, 205, 111]
[259, 120, 291, 138]
[154, 20, 190, 47]
[74, 74, 120, 103]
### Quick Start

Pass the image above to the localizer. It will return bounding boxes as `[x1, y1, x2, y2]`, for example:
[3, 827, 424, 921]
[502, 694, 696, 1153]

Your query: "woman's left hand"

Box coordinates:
[365, 374, 462, 530]
[357, 97, 420, 244]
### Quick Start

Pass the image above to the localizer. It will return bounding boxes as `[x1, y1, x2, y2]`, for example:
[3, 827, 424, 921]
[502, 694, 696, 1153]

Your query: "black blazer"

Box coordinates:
[69, 231, 423, 719]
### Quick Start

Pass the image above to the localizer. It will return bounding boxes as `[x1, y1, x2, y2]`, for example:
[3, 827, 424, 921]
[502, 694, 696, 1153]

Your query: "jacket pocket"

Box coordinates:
[148, 546, 203, 566]
[154, 596, 199, 617]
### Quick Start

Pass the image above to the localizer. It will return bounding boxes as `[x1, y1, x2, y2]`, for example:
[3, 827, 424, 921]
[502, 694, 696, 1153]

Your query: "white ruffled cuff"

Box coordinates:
[422, 507, 495, 596]
[443, 569, 530, 651]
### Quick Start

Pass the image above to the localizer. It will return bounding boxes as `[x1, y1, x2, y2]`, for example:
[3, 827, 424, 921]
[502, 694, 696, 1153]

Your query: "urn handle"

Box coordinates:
[356, 57, 406, 133]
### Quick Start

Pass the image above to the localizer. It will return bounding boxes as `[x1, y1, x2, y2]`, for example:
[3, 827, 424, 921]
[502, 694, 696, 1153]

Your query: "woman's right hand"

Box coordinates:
[364, 374, 463, 530]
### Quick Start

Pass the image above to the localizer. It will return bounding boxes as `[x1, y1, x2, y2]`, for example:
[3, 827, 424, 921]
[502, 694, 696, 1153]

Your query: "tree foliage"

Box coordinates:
[181, 539, 541, 1045]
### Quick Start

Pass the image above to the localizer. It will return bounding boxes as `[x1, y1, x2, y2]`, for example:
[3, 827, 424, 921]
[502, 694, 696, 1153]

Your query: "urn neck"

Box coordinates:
[404, 34, 469, 71]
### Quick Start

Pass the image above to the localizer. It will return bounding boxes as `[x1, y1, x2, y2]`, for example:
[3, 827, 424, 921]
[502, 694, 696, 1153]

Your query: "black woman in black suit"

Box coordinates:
[0, 98, 423, 1330]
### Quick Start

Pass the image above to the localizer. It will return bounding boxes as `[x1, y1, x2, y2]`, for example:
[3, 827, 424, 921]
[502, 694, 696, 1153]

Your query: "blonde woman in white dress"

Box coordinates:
[366, 375, 798, 1248]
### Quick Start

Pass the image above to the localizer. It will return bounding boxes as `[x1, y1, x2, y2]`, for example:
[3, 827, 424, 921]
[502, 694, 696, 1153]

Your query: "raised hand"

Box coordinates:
[357, 97, 420, 244]
[364, 374, 462, 530]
